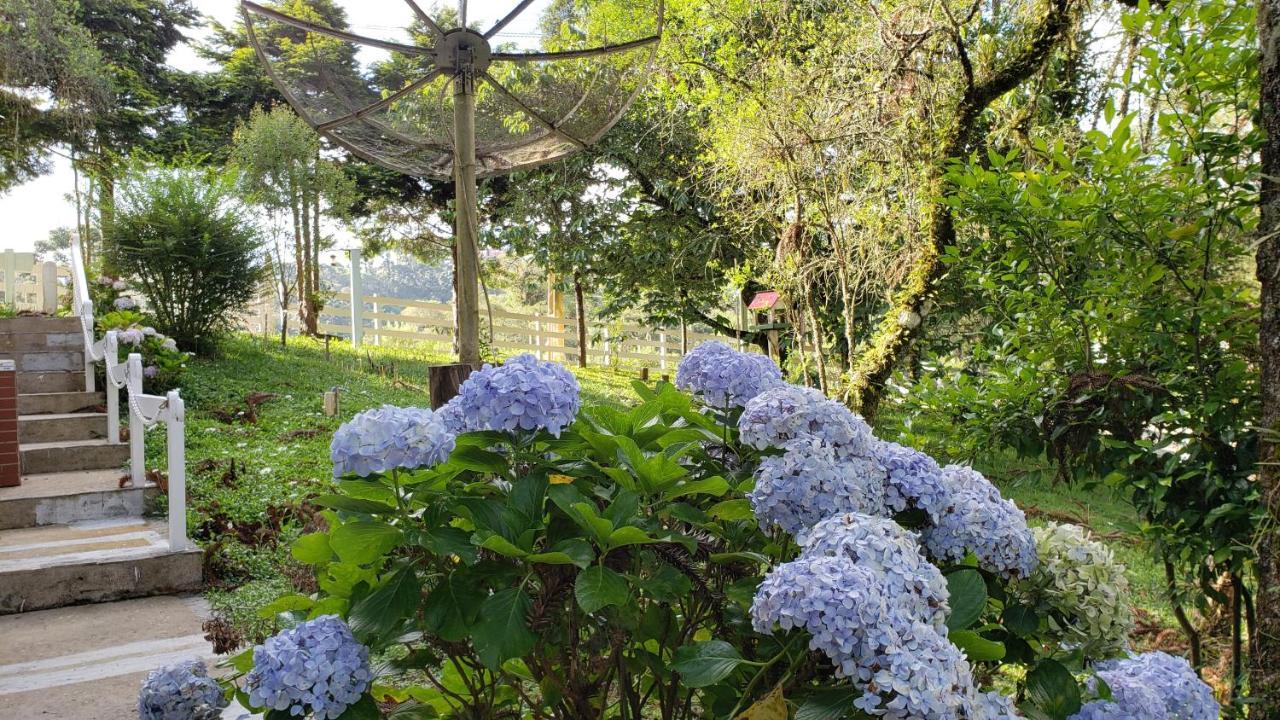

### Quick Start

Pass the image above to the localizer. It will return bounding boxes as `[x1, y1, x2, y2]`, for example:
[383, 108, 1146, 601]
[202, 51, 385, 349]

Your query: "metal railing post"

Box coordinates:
[83, 300, 95, 393]
[166, 390, 187, 550]
[128, 353, 145, 487]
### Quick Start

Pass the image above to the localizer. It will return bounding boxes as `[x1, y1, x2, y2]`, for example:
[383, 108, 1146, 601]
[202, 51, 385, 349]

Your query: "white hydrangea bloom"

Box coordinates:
[1016, 522, 1134, 657]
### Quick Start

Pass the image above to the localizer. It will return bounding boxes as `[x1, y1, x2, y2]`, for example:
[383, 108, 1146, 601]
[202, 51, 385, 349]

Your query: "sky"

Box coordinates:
[0, 0, 550, 253]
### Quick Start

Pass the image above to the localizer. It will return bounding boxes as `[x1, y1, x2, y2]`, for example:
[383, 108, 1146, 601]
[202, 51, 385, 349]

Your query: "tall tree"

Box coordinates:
[1255, 0, 1280, 710]
[231, 106, 351, 335]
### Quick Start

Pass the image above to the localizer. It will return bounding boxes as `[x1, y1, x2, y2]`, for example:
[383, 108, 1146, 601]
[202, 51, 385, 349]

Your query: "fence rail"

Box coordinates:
[243, 288, 740, 371]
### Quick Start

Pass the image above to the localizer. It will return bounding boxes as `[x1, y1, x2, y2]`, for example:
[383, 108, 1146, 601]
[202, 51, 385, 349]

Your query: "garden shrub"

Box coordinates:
[154, 342, 1215, 720]
[88, 274, 189, 393]
[109, 161, 263, 353]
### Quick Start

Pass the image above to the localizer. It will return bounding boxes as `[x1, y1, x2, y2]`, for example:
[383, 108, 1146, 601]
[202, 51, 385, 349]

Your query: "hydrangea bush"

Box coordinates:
[137, 659, 227, 720]
[191, 345, 1214, 720]
[89, 274, 189, 392]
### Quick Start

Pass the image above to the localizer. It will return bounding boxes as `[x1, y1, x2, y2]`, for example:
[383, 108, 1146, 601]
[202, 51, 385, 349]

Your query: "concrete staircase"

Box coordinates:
[0, 317, 201, 615]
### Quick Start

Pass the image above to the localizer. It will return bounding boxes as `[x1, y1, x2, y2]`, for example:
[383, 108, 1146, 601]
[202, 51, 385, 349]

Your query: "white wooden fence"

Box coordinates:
[243, 290, 738, 371]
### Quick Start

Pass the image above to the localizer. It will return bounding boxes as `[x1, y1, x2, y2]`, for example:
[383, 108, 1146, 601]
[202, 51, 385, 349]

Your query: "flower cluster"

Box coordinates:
[752, 513, 1016, 719]
[137, 659, 227, 720]
[1070, 652, 1218, 720]
[91, 274, 188, 388]
[739, 385, 874, 459]
[798, 513, 949, 630]
[245, 615, 372, 720]
[873, 440, 950, 517]
[923, 465, 1038, 578]
[331, 405, 456, 477]
[446, 354, 581, 436]
[1016, 523, 1134, 657]
[750, 438, 888, 534]
[675, 341, 783, 409]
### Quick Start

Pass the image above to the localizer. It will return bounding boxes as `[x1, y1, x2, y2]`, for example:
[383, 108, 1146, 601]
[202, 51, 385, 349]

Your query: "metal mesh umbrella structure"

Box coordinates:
[241, 0, 664, 363]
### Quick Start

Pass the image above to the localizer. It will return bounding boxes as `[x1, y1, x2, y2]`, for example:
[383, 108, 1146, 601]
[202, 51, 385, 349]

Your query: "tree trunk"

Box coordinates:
[290, 186, 306, 335]
[574, 272, 588, 368]
[847, 0, 1074, 417]
[312, 184, 322, 334]
[1252, 0, 1280, 711]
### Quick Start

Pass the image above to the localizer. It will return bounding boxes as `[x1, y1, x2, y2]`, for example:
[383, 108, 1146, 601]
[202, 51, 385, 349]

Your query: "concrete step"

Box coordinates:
[1, 349, 85, 375]
[0, 328, 83, 352]
[0, 470, 153, 530]
[19, 412, 108, 443]
[19, 391, 104, 415]
[0, 317, 83, 334]
[19, 370, 86, 394]
[0, 519, 202, 614]
[0, 595, 233, 719]
[22, 439, 129, 475]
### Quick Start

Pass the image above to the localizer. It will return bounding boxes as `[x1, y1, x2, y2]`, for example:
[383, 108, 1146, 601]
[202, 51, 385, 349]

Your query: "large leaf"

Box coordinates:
[422, 574, 485, 642]
[314, 494, 396, 514]
[663, 476, 730, 500]
[330, 521, 403, 565]
[670, 640, 744, 687]
[1025, 659, 1083, 720]
[450, 446, 509, 474]
[795, 688, 861, 720]
[948, 630, 1006, 661]
[473, 588, 537, 670]
[348, 566, 420, 645]
[575, 565, 629, 613]
[291, 532, 332, 565]
[945, 569, 987, 630]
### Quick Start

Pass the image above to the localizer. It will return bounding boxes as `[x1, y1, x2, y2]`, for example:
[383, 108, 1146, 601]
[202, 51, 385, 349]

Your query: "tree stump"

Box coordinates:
[429, 363, 478, 409]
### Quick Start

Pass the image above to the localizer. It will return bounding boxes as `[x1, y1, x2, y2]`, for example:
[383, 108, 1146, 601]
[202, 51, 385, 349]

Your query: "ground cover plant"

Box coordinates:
[142, 338, 1202, 719]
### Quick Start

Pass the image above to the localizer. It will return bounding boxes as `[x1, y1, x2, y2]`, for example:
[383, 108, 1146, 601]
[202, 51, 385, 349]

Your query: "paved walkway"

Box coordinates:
[0, 595, 251, 719]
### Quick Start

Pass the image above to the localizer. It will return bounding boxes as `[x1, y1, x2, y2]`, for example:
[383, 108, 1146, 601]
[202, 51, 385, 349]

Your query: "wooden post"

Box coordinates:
[639, 367, 650, 382]
[39, 261, 57, 313]
[372, 300, 382, 346]
[1, 250, 16, 307]
[659, 330, 668, 371]
[430, 363, 478, 409]
[349, 248, 363, 348]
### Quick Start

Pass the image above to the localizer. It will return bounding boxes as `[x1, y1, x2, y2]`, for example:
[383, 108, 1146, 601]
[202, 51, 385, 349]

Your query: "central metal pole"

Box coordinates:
[452, 70, 481, 365]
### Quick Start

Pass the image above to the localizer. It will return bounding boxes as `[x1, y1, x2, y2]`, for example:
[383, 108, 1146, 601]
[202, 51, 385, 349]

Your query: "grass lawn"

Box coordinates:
[153, 333, 1173, 649]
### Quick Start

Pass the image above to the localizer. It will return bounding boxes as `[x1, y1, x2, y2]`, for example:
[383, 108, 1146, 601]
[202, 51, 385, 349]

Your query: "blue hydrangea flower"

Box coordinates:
[1084, 652, 1218, 720]
[331, 405, 456, 478]
[1071, 701, 1144, 720]
[137, 659, 227, 720]
[245, 615, 372, 720]
[797, 513, 949, 632]
[751, 555, 999, 720]
[923, 464, 1038, 578]
[676, 341, 783, 409]
[450, 354, 581, 436]
[749, 438, 889, 534]
[738, 384, 873, 458]
[873, 440, 950, 517]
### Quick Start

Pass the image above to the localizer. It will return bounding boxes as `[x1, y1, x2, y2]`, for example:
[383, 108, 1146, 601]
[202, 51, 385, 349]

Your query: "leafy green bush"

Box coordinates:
[109, 161, 263, 353]
[201, 350, 1210, 720]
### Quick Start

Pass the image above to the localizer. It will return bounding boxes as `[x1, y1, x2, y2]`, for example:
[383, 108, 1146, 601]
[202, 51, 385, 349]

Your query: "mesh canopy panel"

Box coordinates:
[242, 0, 662, 178]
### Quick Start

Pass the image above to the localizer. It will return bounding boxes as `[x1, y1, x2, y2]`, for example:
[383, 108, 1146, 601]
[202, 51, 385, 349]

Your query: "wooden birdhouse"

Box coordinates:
[747, 291, 789, 360]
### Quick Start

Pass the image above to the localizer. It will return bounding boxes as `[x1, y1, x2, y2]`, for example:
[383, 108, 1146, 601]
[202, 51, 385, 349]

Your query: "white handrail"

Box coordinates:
[69, 237, 188, 551]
